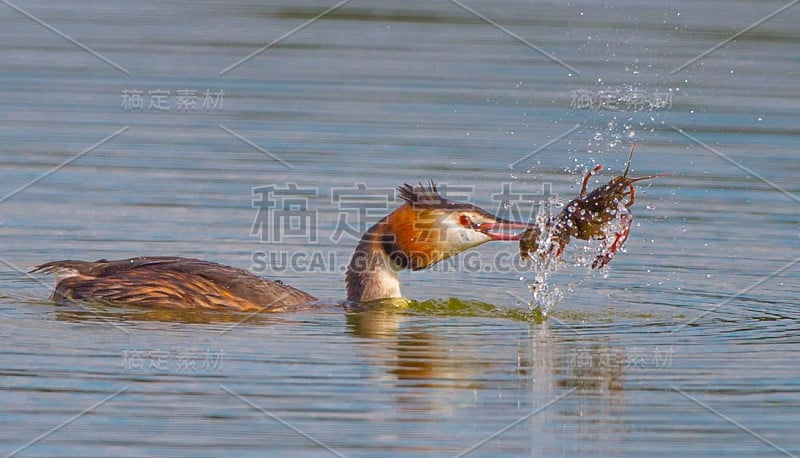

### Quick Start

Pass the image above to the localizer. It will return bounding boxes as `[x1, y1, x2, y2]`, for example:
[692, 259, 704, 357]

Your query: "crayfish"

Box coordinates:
[520, 145, 667, 269]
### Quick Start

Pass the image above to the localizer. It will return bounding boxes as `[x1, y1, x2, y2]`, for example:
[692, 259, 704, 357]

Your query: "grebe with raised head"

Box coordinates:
[32, 183, 528, 311]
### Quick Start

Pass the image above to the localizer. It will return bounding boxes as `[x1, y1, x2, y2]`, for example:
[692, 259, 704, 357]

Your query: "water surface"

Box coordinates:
[1, 0, 798, 456]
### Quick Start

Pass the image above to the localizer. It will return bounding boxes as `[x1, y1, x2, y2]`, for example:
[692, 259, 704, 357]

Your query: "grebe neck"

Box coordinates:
[345, 222, 404, 303]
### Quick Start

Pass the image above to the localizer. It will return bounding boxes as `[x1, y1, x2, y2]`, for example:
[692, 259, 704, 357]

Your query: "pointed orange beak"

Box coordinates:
[476, 219, 531, 241]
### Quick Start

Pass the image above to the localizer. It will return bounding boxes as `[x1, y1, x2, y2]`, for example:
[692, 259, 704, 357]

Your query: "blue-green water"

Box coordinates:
[1, 1, 798, 456]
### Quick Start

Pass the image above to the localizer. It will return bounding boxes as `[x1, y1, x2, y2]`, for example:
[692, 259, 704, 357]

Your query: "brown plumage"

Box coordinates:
[31, 257, 315, 311]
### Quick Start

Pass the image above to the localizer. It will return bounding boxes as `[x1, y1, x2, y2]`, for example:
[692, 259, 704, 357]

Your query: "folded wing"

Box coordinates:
[32, 256, 316, 311]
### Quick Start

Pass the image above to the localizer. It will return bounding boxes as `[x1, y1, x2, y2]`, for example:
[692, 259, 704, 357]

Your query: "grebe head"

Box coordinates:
[346, 182, 528, 303]
[386, 182, 527, 270]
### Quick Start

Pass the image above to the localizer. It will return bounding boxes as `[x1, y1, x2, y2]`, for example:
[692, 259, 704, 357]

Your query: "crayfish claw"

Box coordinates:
[591, 252, 613, 269]
[592, 212, 632, 269]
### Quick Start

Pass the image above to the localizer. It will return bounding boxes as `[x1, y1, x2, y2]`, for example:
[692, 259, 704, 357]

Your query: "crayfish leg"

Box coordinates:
[625, 183, 636, 208]
[554, 236, 570, 258]
[580, 164, 604, 196]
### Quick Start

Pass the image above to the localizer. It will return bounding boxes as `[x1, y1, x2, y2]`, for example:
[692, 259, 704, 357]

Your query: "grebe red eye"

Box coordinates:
[459, 214, 471, 227]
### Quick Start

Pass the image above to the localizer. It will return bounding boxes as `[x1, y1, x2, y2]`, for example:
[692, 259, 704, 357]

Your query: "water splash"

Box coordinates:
[523, 206, 564, 317]
[520, 201, 630, 317]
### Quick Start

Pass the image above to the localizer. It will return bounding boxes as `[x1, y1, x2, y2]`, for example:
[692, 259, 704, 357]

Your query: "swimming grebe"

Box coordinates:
[32, 183, 528, 311]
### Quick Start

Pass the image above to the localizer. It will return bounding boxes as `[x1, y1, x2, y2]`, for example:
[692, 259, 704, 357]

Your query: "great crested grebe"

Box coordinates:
[32, 183, 528, 311]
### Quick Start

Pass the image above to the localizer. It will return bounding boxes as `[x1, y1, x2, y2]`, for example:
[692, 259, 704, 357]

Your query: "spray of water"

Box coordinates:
[523, 201, 628, 317]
